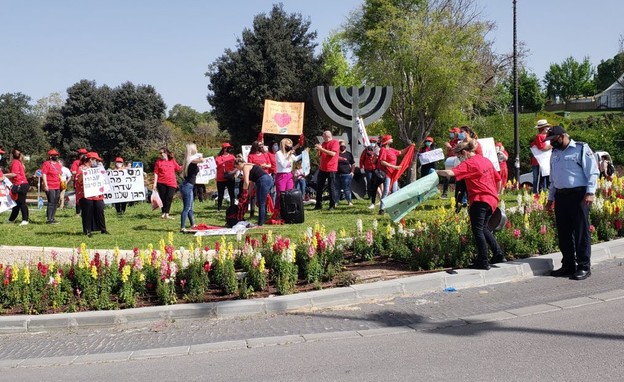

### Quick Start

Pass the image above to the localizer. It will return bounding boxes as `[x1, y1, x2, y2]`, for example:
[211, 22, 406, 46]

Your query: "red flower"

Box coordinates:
[215, 241, 221, 252]
[615, 219, 622, 231]
[119, 258, 127, 272]
[133, 247, 140, 256]
[203, 261, 211, 273]
[93, 253, 101, 268]
[262, 233, 268, 246]
[204, 245, 210, 252]
[3, 278, 9, 286]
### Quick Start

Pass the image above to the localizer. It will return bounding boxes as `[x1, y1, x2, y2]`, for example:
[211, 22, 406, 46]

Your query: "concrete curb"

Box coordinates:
[0, 238, 623, 332]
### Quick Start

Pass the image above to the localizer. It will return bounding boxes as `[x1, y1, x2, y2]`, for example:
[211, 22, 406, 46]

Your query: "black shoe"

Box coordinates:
[469, 263, 491, 271]
[328, 206, 336, 211]
[313, 206, 322, 211]
[101, 231, 111, 235]
[85, 232, 92, 238]
[378, 209, 384, 215]
[491, 255, 507, 264]
[550, 267, 576, 277]
[572, 269, 591, 280]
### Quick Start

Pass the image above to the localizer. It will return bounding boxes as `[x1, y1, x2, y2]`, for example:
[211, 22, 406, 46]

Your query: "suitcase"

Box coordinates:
[280, 189, 304, 224]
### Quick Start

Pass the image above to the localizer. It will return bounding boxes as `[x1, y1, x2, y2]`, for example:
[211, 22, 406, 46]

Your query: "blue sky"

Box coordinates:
[1, 0, 622, 113]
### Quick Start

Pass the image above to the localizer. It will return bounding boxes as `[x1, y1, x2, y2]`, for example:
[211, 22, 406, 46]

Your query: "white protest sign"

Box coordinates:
[104, 168, 146, 204]
[478, 137, 500, 172]
[241, 145, 251, 162]
[83, 165, 110, 198]
[0, 178, 16, 214]
[301, 150, 311, 176]
[196, 157, 217, 184]
[530, 146, 552, 177]
[418, 148, 445, 165]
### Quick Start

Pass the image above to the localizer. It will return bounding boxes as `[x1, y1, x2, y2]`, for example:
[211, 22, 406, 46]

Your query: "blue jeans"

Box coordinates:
[468, 201, 503, 266]
[532, 165, 549, 194]
[338, 173, 353, 203]
[180, 181, 195, 229]
[380, 176, 399, 210]
[255, 174, 274, 226]
[295, 178, 306, 196]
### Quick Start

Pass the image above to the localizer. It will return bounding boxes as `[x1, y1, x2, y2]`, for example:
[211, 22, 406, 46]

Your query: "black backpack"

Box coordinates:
[607, 163, 615, 176]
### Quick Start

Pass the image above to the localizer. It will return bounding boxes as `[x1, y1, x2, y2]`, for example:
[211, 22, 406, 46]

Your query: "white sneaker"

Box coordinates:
[368, 203, 375, 209]
[348, 202, 353, 206]
[20, 221, 29, 226]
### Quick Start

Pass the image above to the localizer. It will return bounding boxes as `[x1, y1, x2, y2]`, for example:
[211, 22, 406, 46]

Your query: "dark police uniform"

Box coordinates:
[547, 139, 599, 274]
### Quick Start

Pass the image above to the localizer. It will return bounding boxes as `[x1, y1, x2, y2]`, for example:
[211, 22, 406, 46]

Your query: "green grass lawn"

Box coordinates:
[0, 189, 522, 250]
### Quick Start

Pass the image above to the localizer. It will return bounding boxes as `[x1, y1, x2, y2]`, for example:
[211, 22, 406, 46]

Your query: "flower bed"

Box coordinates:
[2, 176, 623, 315]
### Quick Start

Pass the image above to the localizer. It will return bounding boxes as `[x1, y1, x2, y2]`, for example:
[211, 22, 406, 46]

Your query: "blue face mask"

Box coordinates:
[425, 141, 432, 147]
[458, 133, 466, 140]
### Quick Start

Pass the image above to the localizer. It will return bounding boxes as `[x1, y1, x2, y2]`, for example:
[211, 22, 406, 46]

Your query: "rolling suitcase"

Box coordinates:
[280, 189, 304, 224]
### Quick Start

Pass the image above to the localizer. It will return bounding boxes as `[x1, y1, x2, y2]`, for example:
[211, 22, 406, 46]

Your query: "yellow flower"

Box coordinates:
[23, 267, 30, 285]
[455, 222, 461, 234]
[12, 264, 19, 282]
[313, 221, 320, 235]
[189, 242, 195, 255]
[54, 272, 62, 286]
[267, 230, 274, 245]
[311, 235, 318, 250]
[90, 265, 98, 279]
[159, 238, 166, 257]
[385, 224, 393, 240]
[139, 273, 146, 282]
[195, 235, 202, 249]
[167, 231, 174, 246]
[48, 260, 55, 273]
[339, 228, 347, 238]
[227, 242, 234, 260]
[114, 246, 120, 264]
[121, 265, 131, 283]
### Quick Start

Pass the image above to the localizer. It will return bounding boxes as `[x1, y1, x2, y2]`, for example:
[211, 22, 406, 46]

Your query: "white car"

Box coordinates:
[518, 150, 611, 187]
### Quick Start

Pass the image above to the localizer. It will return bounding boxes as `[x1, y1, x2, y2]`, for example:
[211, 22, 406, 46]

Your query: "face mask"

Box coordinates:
[90, 159, 98, 167]
[449, 133, 455, 139]
[285, 146, 292, 152]
[340, 146, 346, 151]
[51, 156, 59, 161]
[272, 145, 279, 152]
[458, 133, 466, 140]
[425, 141, 432, 147]
[115, 162, 122, 168]
[0, 155, 2, 160]
[550, 137, 563, 149]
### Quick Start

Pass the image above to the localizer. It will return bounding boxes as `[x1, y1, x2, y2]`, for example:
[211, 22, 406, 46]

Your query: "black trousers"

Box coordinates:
[468, 201, 503, 266]
[79, 198, 107, 234]
[554, 187, 591, 271]
[45, 189, 60, 222]
[216, 180, 236, 210]
[9, 183, 29, 222]
[314, 170, 338, 209]
[156, 183, 176, 214]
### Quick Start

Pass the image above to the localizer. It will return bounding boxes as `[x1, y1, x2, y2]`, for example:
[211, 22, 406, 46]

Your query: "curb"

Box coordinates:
[0, 238, 623, 332]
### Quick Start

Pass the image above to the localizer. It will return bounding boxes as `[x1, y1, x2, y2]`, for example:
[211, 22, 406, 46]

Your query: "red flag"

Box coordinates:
[298, 133, 305, 147]
[391, 144, 415, 184]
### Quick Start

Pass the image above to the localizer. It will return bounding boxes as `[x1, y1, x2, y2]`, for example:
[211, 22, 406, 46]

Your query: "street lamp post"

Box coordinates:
[512, 0, 520, 182]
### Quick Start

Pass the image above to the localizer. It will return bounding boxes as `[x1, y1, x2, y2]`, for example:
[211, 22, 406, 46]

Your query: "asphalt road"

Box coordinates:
[1, 258, 624, 381]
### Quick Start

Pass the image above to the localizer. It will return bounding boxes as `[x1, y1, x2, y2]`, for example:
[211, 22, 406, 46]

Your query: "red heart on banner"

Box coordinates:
[99, 186, 105, 193]
[100, 170, 106, 174]
[273, 113, 292, 128]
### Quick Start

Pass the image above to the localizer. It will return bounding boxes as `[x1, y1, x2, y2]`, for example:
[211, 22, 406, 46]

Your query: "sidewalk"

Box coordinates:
[1, 238, 623, 333]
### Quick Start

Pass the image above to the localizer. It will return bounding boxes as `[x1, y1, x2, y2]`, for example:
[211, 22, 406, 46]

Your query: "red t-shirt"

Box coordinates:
[359, 151, 377, 171]
[41, 160, 63, 189]
[70, 159, 81, 174]
[530, 133, 548, 166]
[10, 160, 28, 185]
[154, 158, 181, 187]
[248, 152, 271, 174]
[378, 147, 401, 178]
[453, 154, 501, 212]
[215, 153, 235, 182]
[446, 138, 460, 157]
[320, 139, 340, 172]
[267, 152, 276, 174]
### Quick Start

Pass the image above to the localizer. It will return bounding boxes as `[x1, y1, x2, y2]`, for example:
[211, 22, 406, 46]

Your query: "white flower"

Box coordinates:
[372, 219, 378, 230]
[356, 219, 363, 234]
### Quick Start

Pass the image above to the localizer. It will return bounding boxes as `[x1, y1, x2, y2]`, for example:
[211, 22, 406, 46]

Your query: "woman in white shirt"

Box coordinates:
[274, 138, 303, 208]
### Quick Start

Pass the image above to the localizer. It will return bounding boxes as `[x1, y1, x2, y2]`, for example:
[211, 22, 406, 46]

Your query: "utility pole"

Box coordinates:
[512, 0, 520, 182]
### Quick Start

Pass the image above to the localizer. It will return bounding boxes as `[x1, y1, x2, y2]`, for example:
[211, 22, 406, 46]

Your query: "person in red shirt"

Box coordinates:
[41, 149, 63, 224]
[215, 142, 236, 211]
[437, 140, 505, 270]
[74, 152, 108, 236]
[7, 149, 30, 224]
[378, 134, 412, 215]
[530, 119, 552, 194]
[495, 142, 509, 192]
[70, 148, 88, 215]
[152, 147, 182, 219]
[359, 143, 379, 208]
[314, 130, 340, 210]
[441, 127, 460, 198]
[247, 141, 272, 173]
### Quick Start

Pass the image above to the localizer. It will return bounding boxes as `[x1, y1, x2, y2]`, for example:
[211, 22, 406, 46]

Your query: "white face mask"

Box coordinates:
[115, 162, 122, 168]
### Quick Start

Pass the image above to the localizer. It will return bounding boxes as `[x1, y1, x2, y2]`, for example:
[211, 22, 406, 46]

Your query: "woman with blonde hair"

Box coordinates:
[180, 143, 205, 232]
[274, 137, 303, 208]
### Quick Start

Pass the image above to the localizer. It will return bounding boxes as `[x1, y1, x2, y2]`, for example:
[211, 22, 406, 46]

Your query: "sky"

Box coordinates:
[1, 0, 622, 113]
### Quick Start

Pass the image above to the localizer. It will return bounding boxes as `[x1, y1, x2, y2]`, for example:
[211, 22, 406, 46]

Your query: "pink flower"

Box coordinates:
[366, 230, 374, 246]
[327, 231, 336, 247]
[308, 245, 316, 258]
[51, 250, 58, 261]
[589, 225, 596, 233]
[513, 229, 521, 239]
[539, 225, 547, 235]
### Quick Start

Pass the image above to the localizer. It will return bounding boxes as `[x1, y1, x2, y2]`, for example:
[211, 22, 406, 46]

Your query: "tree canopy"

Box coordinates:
[595, 52, 624, 93]
[0, 92, 47, 157]
[206, 3, 329, 147]
[44, 80, 167, 164]
[544, 56, 596, 102]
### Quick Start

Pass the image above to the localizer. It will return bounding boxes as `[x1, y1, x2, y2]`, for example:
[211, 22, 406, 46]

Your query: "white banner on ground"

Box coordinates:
[196, 157, 217, 184]
[0, 178, 16, 214]
[301, 150, 311, 176]
[104, 168, 146, 204]
[478, 137, 500, 172]
[530, 146, 551, 177]
[83, 165, 111, 198]
[418, 148, 445, 165]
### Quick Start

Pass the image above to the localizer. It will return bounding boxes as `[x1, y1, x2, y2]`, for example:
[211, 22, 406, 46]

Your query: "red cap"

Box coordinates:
[495, 142, 503, 147]
[86, 152, 102, 161]
[425, 136, 434, 142]
[78, 148, 88, 154]
[114, 157, 124, 163]
[221, 142, 232, 149]
[0, 148, 5, 154]
[449, 127, 460, 133]
[48, 149, 60, 156]
[381, 134, 393, 146]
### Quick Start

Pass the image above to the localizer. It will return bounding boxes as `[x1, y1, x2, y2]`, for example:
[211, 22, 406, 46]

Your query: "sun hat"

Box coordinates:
[114, 157, 123, 163]
[425, 136, 434, 142]
[86, 152, 102, 161]
[78, 148, 88, 154]
[381, 135, 393, 145]
[47, 149, 60, 156]
[221, 142, 232, 149]
[534, 119, 551, 129]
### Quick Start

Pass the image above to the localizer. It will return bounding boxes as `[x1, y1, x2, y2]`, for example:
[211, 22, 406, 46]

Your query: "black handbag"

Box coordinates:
[373, 168, 386, 181]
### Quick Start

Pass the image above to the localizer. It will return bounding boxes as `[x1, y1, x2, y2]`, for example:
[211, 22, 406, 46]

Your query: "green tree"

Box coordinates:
[44, 80, 167, 164]
[320, 33, 360, 86]
[167, 104, 206, 134]
[343, 0, 496, 179]
[544, 56, 596, 103]
[515, 69, 544, 112]
[0, 93, 48, 157]
[595, 52, 624, 92]
[206, 3, 329, 147]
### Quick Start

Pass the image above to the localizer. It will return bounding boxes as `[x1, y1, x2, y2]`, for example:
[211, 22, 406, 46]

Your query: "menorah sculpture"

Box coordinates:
[312, 86, 393, 161]
[312, 86, 393, 199]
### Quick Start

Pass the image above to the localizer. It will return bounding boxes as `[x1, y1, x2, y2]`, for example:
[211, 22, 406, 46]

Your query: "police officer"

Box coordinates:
[545, 126, 599, 280]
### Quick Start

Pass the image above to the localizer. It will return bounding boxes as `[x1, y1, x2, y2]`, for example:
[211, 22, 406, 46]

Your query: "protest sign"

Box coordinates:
[418, 148, 445, 165]
[103, 168, 146, 204]
[196, 157, 217, 184]
[83, 166, 110, 198]
[301, 150, 311, 176]
[530, 146, 551, 177]
[261, 100, 304, 135]
[0, 178, 16, 214]
[478, 137, 500, 172]
[241, 145, 251, 162]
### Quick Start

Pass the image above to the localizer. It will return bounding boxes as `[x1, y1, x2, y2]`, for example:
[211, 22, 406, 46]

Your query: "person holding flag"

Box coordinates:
[378, 134, 415, 215]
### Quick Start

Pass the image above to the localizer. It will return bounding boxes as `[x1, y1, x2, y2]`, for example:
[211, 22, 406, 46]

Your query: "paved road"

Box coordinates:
[0, 258, 623, 363]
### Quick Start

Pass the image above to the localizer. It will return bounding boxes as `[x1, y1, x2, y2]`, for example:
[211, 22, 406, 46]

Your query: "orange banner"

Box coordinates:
[261, 100, 304, 135]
